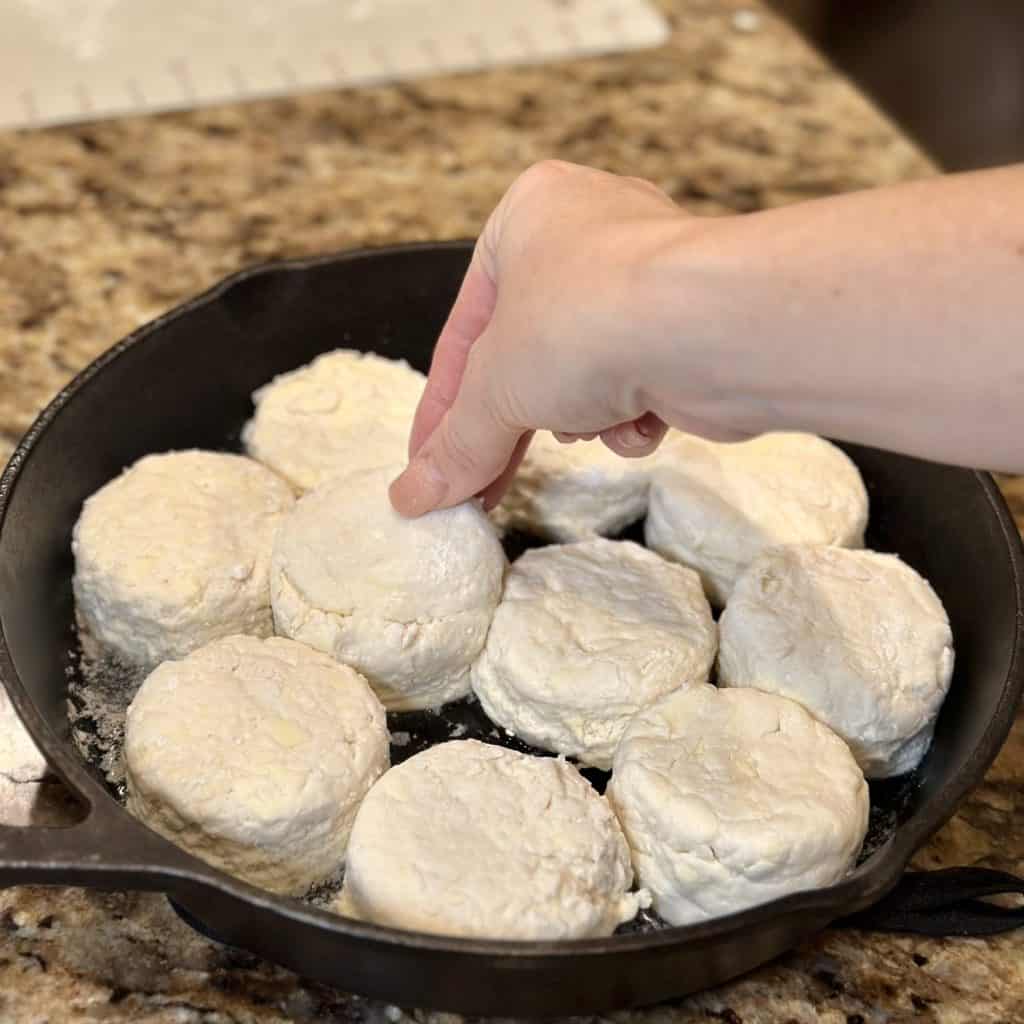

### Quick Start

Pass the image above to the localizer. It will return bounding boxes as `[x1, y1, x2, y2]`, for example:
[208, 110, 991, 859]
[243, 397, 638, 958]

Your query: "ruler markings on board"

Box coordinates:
[0, 0, 668, 131]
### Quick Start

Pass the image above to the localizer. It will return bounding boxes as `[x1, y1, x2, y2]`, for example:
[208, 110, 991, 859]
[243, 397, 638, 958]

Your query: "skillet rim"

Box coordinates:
[0, 240, 1022, 961]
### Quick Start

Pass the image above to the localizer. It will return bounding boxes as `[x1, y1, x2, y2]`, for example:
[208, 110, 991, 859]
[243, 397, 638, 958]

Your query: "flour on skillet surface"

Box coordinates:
[242, 349, 425, 492]
[718, 544, 954, 778]
[472, 538, 716, 770]
[271, 466, 506, 711]
[337, 739, 647, 939]
[72, 450, 294, 668]
[67, 638, 145, 795]
[646, 432, 868, 605]
[0, 689, 50, 783]
[491, 432, 653, 541]
[607, 685, 869, 927]
[124, 635, 389, 896]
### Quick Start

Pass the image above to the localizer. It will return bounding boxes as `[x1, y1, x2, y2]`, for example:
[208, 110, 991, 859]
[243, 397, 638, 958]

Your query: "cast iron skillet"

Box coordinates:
[0, 242, 1022, 1016]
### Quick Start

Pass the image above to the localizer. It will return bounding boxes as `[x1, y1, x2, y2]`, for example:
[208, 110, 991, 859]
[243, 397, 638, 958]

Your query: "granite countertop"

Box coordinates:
[0, 1, 1021, 1021]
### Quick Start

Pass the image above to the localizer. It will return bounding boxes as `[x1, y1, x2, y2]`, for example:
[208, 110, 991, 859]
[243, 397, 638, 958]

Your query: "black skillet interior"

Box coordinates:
[0, 242, 1021, 1016]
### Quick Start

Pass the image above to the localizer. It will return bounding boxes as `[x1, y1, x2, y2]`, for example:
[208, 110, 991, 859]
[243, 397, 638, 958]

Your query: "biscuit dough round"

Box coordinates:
[607, 685, 869, 926]
[125, 635, 389, 895]
[646, 432, 868, 605]
[493, 432, 651, 541]
[271, 467, 505, 710]
[242, 349, 425, 492]
[472, 539, 716, 769]
[338, 740, 645, 939]
[73, 450, 295, 667]
[718, 545, 954, 778]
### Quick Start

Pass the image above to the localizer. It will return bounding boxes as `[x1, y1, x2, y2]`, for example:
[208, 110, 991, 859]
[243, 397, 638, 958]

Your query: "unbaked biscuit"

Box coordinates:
[472, 538, 715, 769]
[271, 467, 505, 710]
[492, 432, 651, 541]
[125, 635, 389, 895]
[646, 432, 868, 605]
[73, 450, 294, 667]
[718, 544, 954, 777]
[243, 349, 425, 492]
[338, 740, 645, 938]
[607, 685, 868, 925]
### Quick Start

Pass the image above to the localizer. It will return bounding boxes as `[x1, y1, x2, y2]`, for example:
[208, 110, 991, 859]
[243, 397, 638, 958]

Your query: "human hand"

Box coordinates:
[388, 160, 716, 517]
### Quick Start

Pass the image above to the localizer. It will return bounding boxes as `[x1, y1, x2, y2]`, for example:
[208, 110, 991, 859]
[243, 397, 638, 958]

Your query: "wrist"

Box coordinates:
[634, 211, 806, 438]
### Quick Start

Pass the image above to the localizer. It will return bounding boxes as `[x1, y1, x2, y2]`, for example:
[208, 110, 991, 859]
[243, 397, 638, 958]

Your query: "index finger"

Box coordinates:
[409, 247, 497, 457]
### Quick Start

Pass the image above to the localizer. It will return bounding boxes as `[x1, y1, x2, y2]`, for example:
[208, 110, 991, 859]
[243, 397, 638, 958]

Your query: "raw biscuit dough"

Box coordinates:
[242, 349, 425, 492]
[607, 685, 869, 926]
[717, 544, 954, 778]
[271, 467, 505, 710]
[73, 450, 294, 667]
[645, 432, 868, 605]
[125, 634, 389, 895]
[338, 740, 645, 939]
[472, 538, 716, 769]
[493, 432, 651, 541]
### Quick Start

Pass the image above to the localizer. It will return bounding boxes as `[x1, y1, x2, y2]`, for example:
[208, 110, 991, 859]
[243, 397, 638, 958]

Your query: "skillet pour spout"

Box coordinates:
[0, 242, 1022, 1015]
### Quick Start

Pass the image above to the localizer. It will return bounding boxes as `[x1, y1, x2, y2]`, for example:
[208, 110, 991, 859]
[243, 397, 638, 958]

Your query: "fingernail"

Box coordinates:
[616, 423, 651, 449]
[389, 456, 449, 517]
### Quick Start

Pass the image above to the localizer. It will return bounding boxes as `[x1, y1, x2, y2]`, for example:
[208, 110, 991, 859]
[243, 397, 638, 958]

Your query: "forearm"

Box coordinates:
[391, 161, 1024, 517]
[649, 166, 1024, 471]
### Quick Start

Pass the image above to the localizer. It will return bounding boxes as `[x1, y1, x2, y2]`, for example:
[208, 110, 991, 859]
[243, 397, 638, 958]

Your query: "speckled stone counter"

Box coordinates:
[0, 1, 1021, 1021]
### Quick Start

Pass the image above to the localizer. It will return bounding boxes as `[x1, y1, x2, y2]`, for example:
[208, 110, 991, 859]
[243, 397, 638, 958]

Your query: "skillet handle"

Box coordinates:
[0, 803, 197, 891]
[839, 867, 1024, 937]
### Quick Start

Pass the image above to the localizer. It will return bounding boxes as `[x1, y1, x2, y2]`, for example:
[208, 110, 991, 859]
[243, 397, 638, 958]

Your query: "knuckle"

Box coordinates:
[626, 175, 674, 204]
[624, 173, 657, 191]
[517, 159, 573, 192]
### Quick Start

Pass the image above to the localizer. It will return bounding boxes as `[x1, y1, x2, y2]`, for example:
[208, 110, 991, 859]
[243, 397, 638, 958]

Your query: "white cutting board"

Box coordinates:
[0, 0, 669, 130]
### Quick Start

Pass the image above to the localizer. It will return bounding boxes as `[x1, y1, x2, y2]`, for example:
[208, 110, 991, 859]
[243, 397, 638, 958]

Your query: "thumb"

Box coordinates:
[389, 357, 522, 517]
